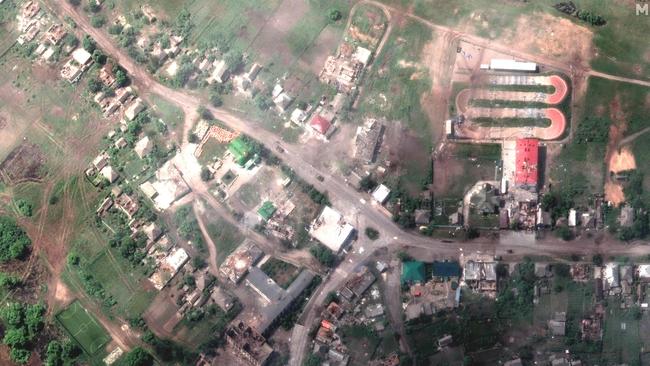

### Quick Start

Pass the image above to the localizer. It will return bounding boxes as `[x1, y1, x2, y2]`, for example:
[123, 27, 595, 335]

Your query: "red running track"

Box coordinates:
[547, 75, 568, 105]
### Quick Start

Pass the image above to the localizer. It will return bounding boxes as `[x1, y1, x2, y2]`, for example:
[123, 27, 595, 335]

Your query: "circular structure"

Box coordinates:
[546, 75, 569, 105]
[535, 108, 566, 140]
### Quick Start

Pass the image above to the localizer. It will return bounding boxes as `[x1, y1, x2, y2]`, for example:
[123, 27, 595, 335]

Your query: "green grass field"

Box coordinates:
[56, 300, 111, 355]
[207, 215, 245, 265]
[87, 250, 155, 319]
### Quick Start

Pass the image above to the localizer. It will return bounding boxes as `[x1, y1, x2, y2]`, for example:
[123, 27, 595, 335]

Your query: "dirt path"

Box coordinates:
[619, 126, 650, 147]
[192, 201, 220, 275]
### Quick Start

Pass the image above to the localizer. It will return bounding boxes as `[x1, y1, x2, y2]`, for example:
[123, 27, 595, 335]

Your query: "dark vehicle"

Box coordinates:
[316, 175, 325, 182]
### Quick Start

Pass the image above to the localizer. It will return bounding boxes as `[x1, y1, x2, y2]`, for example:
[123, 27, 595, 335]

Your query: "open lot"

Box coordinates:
[56, 300, 112, 355]
[261, 257, 300, 289]
[380, 0, 649, 79]
[433, 143, 500, 199]
[359, 19, 435, 193]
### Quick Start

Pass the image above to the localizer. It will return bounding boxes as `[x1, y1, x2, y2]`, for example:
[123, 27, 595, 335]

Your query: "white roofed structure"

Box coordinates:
[489, 59, 537, 72]
[309, 206, 355, 253]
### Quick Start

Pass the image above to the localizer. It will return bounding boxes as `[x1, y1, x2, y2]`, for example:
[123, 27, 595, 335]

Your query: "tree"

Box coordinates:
[122, 347, 154, 366]
[90, 15, 106, 28]
[328, 8, 342, 22]
[188, 133, 199, 143]
[555, 226, 573, 241]
[115, 70, 128, 87]
[0, 273, 20, 289]
[200, 167, 212, 182]
[88, 78, 102, 93]
[3, 328, 28, 348]
[197, 106, 213, 120]
[209, 93, 223, 107]
[24, 303, 45, 335]
[14, 199, 32, 217]
[310, 244, 335, 267]
[592, 254, 603, 266]
[92, 49, 107, 64]
[359, 175, 377, 191]
[82, 35, 96, 53]
[67, 0, 80, 6]
[365, 227, 379, 240]
[67, 252, 80, 266]
[0, 217, 31, 262]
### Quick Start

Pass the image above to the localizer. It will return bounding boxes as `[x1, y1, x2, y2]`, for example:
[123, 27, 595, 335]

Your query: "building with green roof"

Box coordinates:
[401, 261, 426, 285]
[229, 137, 253, 166]
[257, 201, 276, 221]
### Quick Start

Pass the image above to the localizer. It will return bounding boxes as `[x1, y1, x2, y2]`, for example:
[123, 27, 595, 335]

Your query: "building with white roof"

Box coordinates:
[149, 247, 189, 290]
[353, 46, 372, 65]
[309, 206, 355, 253]
[100, 165, 118, 183]
[72, 48, 92, 65]
[488, 59, 537, 72]
[371, 184, 391, 204]
[124, 98, 146, 121]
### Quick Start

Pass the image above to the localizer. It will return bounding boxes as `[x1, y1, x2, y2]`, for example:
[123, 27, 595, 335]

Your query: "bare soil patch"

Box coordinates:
[609, 147, 636, 174]
[500, 12, 593, 68]
[0, 143, 46, 184]
[603, 95, 630, 204]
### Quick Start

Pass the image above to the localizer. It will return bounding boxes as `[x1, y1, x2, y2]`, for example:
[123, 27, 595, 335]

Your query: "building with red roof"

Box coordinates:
[309, 114, 333, 137]
[515, 138, 539, 190]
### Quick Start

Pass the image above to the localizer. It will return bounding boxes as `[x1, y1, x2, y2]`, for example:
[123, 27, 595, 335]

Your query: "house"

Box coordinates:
[273, 92, 293, 112]
[309, 114, 334, 138]
[92, 153, 109, 170]
[353, 46, 372, 66]
[504, 359, 523, 366]
[437, 335, 453, 348]
[353, 118, 383, 163]
[431, 261, 461, 280]
[401, 261, 426, 285]
[143, 222, 162, 242]
[469, 183, 500, 215]
[99, 65, 116, 86]
[364, 303, 384, 318]
[124, 98, 145, 121]
[549, 312, 566, 336]
[371, 184, 390, 204]
[309, 206, 355, 253]
[225, 322, 273, 366]
[290, 108, 307, 125]
[568, 209, 577, 227]
[114, 137, 127, 149]
[72, 48, 92, 66]
[100, 166, 118, 183]
[45, 24, 67, 45]
[134, 136, 153, 159]
[207, 60, 228, 84]
[115, 194, 139, 219]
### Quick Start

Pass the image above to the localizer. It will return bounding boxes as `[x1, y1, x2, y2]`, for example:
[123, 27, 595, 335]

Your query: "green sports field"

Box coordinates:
[56, 300, 111, 355]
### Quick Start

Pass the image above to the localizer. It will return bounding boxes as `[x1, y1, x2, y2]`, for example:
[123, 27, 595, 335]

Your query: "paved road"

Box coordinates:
[44, 2, 650, 365]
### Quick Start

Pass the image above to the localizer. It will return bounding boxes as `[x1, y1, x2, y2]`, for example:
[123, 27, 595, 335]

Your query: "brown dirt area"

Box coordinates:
[604, 95, 631, 205]
[499, 12, 594, 68]
[609, 147, 636, 174]
[0, 143, 46, 184]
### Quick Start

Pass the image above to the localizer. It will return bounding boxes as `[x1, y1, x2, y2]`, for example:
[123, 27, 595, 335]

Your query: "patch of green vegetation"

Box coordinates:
[175, 204, 205, 252]
[470, 99, 551, 109]
[310, 243, 335, 267]
[260, 258, 300, 289]
[358, 20, 432, 140]
[0, 216, 31, 262]
[206, 215, 244, 265]
[472, 116, 552, 128]
[487, 84, 555, 93]
[0, 302, 46, 364]
[55, 300, 111, 356]
[341, 324, 381, 364]
[13, 198, 33, 217]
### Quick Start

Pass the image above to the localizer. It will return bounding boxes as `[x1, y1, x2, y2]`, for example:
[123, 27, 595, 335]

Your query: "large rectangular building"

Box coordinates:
[515, 138, 539, 190]
[489, 59, 537, 72]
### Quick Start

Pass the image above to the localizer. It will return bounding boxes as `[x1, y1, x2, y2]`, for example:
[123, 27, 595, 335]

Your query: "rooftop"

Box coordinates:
[309, 206, 355, 253]
[401, 261, 426, 285]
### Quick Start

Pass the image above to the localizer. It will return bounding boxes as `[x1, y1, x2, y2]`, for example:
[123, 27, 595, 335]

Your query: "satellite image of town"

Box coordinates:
[0, 0, 648, 365]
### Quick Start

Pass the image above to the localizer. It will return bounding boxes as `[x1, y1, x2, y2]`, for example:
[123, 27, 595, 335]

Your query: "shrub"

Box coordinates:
[365, 227, 379, 240]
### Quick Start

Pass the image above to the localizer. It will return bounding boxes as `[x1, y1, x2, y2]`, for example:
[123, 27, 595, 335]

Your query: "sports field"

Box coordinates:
[56, 300, 111, 355]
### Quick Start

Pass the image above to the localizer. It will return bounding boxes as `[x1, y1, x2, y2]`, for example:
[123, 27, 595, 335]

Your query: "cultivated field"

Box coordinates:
[56, 300, 112, 355]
